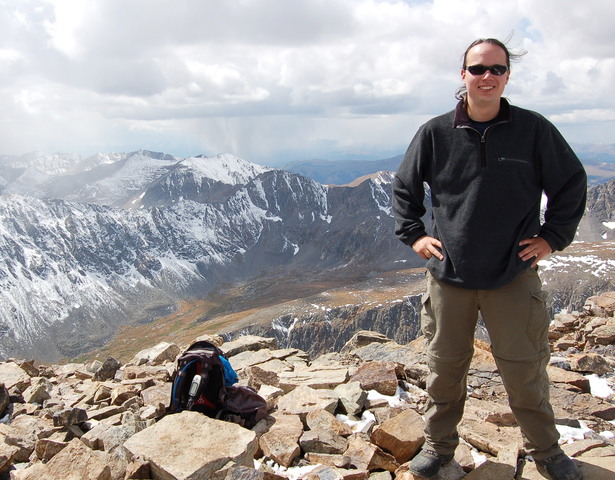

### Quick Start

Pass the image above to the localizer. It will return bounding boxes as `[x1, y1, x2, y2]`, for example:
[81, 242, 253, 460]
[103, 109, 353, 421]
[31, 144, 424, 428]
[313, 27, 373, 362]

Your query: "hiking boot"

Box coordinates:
[409, 449, 454, 479]
[535, 452, 582, 480]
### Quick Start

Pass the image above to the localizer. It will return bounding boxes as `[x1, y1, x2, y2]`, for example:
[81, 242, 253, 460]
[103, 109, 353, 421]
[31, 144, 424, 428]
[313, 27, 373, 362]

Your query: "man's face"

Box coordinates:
[461, 43, 510, 108]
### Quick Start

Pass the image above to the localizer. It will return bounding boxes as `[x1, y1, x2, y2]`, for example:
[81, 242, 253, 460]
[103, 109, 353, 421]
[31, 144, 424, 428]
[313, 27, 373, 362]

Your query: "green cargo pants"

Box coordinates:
[420, 268, 561, 460]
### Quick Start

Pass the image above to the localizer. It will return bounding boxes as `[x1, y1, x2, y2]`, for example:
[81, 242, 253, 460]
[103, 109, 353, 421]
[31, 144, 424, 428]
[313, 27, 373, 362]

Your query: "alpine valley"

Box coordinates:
[0, 150, 614, 363]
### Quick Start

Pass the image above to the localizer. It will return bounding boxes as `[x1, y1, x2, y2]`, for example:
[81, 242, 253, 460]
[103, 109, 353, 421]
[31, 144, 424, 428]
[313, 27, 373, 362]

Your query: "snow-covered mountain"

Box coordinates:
[0, 151, 416, 361]
[0, 151, 122, 177]
[0, 150, 613, 362]
[0, 150, 271, 208]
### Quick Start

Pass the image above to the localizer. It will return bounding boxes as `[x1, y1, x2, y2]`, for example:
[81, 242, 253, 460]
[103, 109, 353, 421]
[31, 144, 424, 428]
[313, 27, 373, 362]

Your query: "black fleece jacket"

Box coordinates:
[393, 98, 587, 290]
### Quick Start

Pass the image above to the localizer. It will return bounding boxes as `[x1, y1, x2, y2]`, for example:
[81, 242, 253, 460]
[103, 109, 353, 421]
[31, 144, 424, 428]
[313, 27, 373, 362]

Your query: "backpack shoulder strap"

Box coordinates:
[169, 358, 197, 412]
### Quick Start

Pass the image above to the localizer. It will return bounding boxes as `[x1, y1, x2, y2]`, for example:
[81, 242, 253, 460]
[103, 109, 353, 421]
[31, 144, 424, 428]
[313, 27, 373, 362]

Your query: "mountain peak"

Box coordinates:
[343, 170, 395, 187]
[180, 153, 272, 186]
[129, 149, 178, 161]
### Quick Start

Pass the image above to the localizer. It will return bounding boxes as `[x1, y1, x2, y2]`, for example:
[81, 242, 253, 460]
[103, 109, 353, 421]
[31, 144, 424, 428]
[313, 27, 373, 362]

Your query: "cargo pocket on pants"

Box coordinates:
[527, 290, 549, 348]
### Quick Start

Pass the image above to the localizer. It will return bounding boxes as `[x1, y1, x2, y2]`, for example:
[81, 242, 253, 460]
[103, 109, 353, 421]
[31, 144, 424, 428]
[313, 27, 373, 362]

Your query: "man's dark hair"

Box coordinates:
[462, 38, 518, 68]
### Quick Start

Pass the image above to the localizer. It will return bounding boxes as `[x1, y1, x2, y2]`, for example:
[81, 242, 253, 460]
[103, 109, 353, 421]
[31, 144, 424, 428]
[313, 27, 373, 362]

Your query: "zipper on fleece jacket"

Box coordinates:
[457, 126, 487, 168]
[457, 121, 508, 168]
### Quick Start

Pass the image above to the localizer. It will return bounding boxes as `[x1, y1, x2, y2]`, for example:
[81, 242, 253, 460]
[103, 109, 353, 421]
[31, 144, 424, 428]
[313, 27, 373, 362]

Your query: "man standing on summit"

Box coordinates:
[392, 38, 587, 480]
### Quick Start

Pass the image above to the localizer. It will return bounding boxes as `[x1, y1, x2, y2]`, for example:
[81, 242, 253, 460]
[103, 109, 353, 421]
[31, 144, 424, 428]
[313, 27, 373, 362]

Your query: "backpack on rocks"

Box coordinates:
[167, 340, 267, 429]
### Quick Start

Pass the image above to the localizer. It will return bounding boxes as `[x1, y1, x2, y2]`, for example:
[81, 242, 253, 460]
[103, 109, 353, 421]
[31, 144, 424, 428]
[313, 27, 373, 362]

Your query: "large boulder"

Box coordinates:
[123, 411, 258, 479]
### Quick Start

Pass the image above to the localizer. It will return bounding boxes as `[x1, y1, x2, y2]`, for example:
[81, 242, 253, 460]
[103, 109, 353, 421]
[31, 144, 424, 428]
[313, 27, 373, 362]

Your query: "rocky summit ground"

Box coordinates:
[0, 292, 614, 480]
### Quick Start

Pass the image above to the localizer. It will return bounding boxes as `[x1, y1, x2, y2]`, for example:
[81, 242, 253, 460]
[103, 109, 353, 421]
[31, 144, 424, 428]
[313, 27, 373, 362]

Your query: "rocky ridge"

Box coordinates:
[0, 292, 614, 480]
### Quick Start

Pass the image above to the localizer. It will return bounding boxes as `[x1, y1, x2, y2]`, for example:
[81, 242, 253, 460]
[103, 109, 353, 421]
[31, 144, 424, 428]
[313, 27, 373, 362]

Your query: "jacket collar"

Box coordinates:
[453, 97, 512, 127]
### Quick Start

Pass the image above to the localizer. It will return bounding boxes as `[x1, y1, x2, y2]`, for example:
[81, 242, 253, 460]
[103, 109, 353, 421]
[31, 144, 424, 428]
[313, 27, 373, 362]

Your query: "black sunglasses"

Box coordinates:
[466, 64, 509, 76]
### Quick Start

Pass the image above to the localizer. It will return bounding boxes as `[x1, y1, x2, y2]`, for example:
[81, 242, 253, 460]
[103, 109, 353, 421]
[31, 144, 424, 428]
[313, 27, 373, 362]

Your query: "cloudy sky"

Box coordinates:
[1, 0, 614, 166]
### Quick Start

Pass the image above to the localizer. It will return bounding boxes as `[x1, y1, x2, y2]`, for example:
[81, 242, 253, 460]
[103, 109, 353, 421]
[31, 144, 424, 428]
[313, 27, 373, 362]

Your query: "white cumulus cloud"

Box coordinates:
[0, 0, 613, 164]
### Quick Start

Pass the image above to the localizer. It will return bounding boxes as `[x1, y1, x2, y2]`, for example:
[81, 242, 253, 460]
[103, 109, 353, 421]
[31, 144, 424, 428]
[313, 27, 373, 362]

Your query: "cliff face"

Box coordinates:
[246, 296, 424, 359]
[587, 179, 615, 223]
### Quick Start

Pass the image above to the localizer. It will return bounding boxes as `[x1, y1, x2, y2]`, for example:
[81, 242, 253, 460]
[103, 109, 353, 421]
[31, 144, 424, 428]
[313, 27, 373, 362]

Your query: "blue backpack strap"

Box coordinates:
[219, 356, 238, 386]
[170, 359, 197, 411]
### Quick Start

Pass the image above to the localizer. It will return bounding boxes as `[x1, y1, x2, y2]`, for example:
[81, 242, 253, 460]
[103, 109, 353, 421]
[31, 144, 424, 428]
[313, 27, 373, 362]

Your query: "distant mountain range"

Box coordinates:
[0, 149, 613, 362]
[283, 143, 615, 186]
[281, 155, 403, 186]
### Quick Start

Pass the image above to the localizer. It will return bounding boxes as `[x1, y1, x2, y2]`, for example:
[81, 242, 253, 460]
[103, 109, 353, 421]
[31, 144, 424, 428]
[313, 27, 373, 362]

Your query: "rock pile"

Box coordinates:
[0, 293, 614, 479]
[551, 291, 615, 355]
